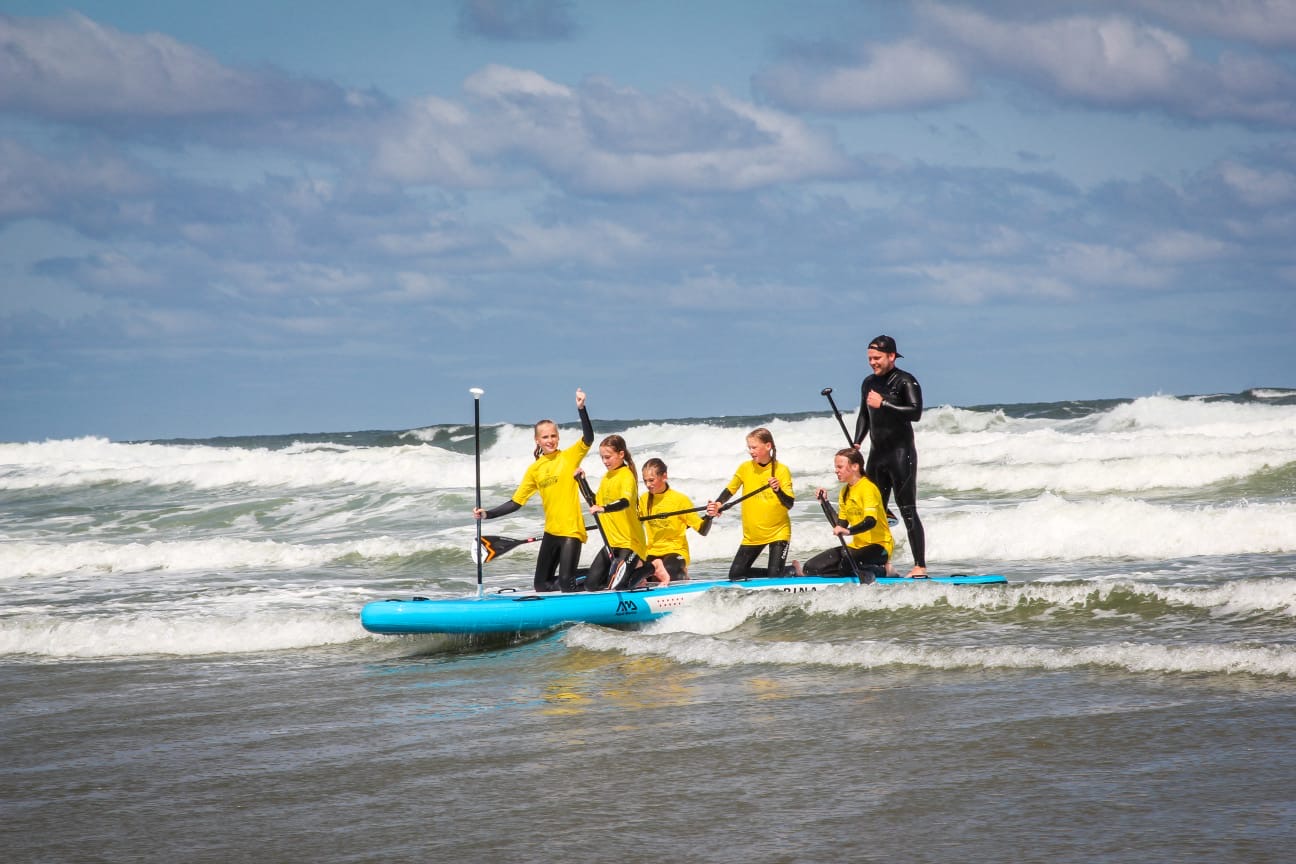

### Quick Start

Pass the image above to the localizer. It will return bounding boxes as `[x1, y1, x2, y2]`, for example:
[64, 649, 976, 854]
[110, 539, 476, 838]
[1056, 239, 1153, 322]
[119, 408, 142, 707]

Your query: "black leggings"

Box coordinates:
[727, 541, 790, 580]
[617, 554, 687, 590]
[584, 547, 638, 592]
[535, 533, 583, 593]
[802, 543, 889, 578]
[866, 445, 926, 567]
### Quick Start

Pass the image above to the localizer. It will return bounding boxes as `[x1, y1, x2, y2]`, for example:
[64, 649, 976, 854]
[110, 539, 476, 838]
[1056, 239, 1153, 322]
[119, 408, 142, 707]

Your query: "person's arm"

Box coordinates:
[601, 497, 630, 513]
[483, 500, 522, 519]
[877, 373, 923, 422]
[680, 494, 706, 532]
[705, 473, 738, 517]
[475, 499, 523, 519]
[773, 464, 794, 509]
[846, 515, 878, 535]
[576, 389, 594, 445]
[853, 380, 871, 446]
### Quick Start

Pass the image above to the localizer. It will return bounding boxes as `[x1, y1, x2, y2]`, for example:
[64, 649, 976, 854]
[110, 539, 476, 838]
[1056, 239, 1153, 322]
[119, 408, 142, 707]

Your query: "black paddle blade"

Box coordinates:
[473, 535, 536, 564]
[470, 536, 498, 564]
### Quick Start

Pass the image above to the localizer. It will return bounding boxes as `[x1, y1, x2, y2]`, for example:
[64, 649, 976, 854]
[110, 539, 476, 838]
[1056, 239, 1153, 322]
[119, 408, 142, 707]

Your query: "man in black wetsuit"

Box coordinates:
[852, 335, 927, 577]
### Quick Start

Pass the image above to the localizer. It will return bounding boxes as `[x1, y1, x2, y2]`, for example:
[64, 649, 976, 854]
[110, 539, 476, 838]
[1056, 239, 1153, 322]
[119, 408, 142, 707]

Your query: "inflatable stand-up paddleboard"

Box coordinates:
[361, 573, 1008, 635]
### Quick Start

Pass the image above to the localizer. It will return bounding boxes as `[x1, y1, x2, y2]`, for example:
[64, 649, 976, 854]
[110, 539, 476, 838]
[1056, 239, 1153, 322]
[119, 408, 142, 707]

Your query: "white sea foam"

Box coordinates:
[3, 393, 1294, 592]
[566, 628, 1296, 678]
[0, 607, 372, 659]
[4, 396, 1294, 500]
[925, 495, 1296, 561]
[0, 535, 447, 579]
[0, 436, 481, 491]
[631, 577, 1296, 638]
[1, 491, 1291, 582]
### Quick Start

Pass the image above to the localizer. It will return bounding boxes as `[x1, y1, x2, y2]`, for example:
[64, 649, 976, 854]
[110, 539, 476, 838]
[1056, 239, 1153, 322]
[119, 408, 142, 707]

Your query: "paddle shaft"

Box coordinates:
[821, 387, 854, 448]
[643, 483, 767, 522]
[821, 388, 898, 525]
[576, 473, 615, 561]
[818, 493, 874, 584]
[471, 388, 484, 596]
[478, 526, 600, 562]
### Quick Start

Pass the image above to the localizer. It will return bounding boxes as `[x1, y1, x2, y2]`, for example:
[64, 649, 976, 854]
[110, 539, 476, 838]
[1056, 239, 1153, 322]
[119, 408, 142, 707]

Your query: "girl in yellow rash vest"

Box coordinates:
[584, 434, 647, 591]
[705, 427, 796, 580]
[473, 389, 593, 592]
[619, 458, 705, 588]
[800, 448, 894, 580]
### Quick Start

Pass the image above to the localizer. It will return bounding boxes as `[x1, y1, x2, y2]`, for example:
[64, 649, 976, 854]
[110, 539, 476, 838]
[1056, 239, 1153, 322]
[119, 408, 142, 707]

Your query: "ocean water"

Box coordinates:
[3, 389, 1295, 863]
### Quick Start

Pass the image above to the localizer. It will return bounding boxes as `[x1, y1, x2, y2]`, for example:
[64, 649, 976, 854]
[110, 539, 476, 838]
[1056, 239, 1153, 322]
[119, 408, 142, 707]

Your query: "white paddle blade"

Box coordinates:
[608, 557, 629, 590]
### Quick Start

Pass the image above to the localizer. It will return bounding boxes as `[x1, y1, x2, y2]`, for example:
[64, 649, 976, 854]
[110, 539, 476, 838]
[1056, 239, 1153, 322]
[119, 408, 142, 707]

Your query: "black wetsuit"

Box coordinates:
[852, 366, 926, 568]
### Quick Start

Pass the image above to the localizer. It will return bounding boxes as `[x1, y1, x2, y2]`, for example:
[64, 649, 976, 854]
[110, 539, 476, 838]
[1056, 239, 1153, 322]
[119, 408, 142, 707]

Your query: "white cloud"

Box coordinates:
[1138, 230, 1232, 262]
[371, 95, 497, 187]
[1130, 0, 1296, 49]
[920, 2, 1296, 126]
[500, 219, 649, 267]
[370, 66, 853, 194]
[0, 12, 350, 121]
[750, 3, 1296, 127]
[754, 38, 973, 113]
[1047, 242, 1171, 289]
[903, 261, 1074, 303]
[1217, 160, 1296, 206]
[0, 138, 152, 219]
[922, 4, 1192, 104]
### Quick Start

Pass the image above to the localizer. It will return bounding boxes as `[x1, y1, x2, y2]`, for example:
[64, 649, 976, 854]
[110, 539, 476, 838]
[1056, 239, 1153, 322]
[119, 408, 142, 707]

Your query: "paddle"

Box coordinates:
[470, 387, 485, 597]
[575, 472, 614, 558]
[696, 482, 780, 535]
[821, 386, 854, 447]
[473, 525, 601, 563]
[817, 491, 874, 585]
[822, 386, 898, 527]
[575, 472, 633, 590]
[641, 484, 768, 523]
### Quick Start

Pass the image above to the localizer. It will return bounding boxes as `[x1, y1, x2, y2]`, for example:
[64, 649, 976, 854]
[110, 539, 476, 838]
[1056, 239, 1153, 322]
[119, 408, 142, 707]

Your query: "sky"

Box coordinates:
[2, 0, 1295, 441]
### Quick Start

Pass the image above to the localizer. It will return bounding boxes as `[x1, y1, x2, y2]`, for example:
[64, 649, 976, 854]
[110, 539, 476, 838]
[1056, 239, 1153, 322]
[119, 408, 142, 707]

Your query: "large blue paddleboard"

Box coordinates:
[360, 573, 1008, 635]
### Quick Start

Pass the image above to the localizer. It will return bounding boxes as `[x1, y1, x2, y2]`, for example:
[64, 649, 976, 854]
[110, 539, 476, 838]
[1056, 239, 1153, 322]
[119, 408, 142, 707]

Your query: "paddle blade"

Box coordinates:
[470, 536, 493, 564]
[609, 557, 629, 590]
[473, 535, 532, 564]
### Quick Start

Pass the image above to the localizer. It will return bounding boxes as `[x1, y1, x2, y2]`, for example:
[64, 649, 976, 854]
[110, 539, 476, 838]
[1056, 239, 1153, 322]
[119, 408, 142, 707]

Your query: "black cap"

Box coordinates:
[868, 334, 902, 357]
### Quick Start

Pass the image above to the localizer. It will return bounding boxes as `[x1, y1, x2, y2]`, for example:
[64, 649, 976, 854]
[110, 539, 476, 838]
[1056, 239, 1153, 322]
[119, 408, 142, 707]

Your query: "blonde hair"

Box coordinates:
[641, 457, 668, 511]
[748, 427, 778, 473]
[532, 419, 557, 459]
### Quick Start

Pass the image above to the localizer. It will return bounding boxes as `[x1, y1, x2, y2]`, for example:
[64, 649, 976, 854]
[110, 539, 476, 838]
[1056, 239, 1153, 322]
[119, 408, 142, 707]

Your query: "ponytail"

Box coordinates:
[642, 457, 668, 512]
[532, 419, 556, 459]
[749, 427, 777, 475]
[599, 434, 636, 480]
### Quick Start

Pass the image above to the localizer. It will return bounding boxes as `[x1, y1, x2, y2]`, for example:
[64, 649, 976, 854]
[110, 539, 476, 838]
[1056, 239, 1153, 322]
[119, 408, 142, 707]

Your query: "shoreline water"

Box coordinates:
[3, 389, 1295, 861]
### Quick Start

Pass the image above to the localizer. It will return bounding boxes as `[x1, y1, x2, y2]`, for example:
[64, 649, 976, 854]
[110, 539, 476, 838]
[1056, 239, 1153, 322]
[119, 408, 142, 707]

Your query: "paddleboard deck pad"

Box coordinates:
[360, 573, 1008, 635]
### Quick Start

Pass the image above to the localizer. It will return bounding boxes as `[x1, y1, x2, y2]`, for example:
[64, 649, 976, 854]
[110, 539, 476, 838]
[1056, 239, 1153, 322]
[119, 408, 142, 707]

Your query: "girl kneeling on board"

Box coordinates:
[617, 458, 706, 589]
[799, 448, 894, 580]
